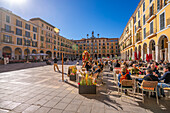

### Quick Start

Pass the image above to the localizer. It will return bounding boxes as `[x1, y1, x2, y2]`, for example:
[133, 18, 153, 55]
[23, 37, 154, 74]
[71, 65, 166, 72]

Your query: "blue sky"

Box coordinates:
[0, 0, 140, 40]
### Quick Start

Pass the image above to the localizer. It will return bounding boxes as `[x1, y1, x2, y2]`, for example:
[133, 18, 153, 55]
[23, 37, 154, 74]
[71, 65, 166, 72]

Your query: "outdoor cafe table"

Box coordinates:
[131, 75, 145, 92]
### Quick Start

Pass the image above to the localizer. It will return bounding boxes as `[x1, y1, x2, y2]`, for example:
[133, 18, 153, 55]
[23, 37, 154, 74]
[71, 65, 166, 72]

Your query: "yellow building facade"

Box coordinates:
[74, 32, 120, 59]
[0, 8, 77, 60]
[119, 0, 170, 62]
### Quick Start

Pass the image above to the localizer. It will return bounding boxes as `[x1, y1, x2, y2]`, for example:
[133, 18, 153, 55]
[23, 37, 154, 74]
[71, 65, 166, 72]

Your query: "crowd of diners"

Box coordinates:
[81, 58, 170, 99]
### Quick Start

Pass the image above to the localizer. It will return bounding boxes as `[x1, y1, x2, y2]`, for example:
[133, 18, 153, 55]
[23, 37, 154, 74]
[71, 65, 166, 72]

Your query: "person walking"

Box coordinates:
[54, 57, 60, 72]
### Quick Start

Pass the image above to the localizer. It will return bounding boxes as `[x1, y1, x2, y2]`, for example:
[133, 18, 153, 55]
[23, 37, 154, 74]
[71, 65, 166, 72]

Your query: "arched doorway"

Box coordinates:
[15, 48, 22, 60]
[40, 50, 44, 60]
[95, 54, 97, 59]
[107, 54, 110, 58]
[57, 52, 60, 58]
[138, 45, 141, 60]
[54, 52, 56, 58]
[24, 49, 30, 60]
[32, 49, 37, 54]
[46, 51, 52, 58]
[149, 40, 156, 61]
[99, 54, 101, 58]
[143, 43, 147, 61]
[103, 54, 105, 58]
[2, 46, 12, 59]
[158, 35, 168, 61]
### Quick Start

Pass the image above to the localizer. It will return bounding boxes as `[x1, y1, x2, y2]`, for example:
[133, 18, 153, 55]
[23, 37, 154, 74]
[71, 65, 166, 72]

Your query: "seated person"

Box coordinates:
[157, 63, 170, 97]
[143, 69, 159, 81]
[92, 61, 98, 72]
[137, 69, 159, 84]
[131, 64, 140, 75]
[114, 60, 120, 67]
[118, 66, 132, 88]
[150, 64, 160, 78]
[93, 64, 103, 79]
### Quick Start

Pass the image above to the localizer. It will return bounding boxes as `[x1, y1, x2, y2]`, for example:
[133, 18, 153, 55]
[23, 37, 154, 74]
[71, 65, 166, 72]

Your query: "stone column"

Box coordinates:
[160, 50, 163, 61]
[165, 48, 168, 61]
[132, 52, 134, 60]
[152, 50, 155, 61]
[11, 50, 15, 59]
[141, 49, 143, 60]
[21, 50, 24, 59]
[168, 42, 170, 62]
[147, 47, 149, 55]
[155, 45, 159, 62]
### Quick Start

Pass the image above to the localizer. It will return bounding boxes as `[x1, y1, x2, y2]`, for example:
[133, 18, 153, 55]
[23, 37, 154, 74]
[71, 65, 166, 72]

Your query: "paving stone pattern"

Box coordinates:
[0, 64, 170, 113]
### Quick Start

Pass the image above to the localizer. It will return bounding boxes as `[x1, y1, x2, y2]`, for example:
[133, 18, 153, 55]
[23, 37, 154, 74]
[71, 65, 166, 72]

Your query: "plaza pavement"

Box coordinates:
[0, 64, 170, 113]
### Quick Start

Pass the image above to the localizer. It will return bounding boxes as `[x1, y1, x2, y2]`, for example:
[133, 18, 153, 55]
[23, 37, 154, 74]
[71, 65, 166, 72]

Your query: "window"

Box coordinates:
[25, 31, 30, 38]
[149, 4, 154, 17]
[32, 41, 37, 47]
[25, 24, 30, 30]
[150, 0, 153, 3]
[135, 25, 136, 33]
[16, 19, 22, 27]
[16, 28, 22, 36]
[42, 24, 44, 27]
[3, 35, 12, 43]
[33, 34, 36, 40]
[134, 16, 136, 23]
[157, 0, 160, 11]
[17, 38, 22, 45]
[40, 36, 44, 41]
[138, 20, 140, 27]
[138, 10, 140, 18]
[143, 28, 146, 39]
[41, 30, 43, 34]
[33, 27, 37, 32]
[6, 15, 10, 23]
[24, 39, 30, 46]
[143, 1, 145, 12]
[160, 12, 165, 30]
[5, 24, 11, 31]
[143, 15, 145, 25]
[150, 21, 153, 34]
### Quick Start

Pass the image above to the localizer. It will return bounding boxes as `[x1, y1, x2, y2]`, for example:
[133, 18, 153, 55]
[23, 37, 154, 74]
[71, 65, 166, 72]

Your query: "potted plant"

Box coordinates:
[68, 66, 77, 81]
[78, 72, 97, 94]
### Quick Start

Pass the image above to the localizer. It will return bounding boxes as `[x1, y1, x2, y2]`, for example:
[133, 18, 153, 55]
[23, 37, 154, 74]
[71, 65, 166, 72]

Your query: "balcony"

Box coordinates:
[167, 18, 170, 27]
[135, 32, 142, 44]
[1, 28, 14, 34]
[40, 46, 44, 48]
[2, 39, 14, 44]
[146, 11, 156, 23]
[136, 26, 142, 32]
[146, 28, 157, 39]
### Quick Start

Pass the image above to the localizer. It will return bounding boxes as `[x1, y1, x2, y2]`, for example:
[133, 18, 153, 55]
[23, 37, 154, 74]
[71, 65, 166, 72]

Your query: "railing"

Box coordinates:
[2, 40, 14, 44]
[146, 28, 157, 38]
[1, 28, 14, 34]
[167, 18, 170, 26]
[135, 32, 142, 43]
[146, 10, 156, 22]
[40, 46, 44, 48]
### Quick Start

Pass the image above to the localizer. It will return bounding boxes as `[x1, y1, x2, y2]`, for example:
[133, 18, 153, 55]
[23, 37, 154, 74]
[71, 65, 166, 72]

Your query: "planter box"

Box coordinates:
[70, 75, 76, 81]
[79, 85, 96, 94]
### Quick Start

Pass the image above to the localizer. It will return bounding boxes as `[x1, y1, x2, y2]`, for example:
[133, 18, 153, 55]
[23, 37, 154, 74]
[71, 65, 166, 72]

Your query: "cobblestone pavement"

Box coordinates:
[0, 65, 170, 113]
[0, 60, 79, 73]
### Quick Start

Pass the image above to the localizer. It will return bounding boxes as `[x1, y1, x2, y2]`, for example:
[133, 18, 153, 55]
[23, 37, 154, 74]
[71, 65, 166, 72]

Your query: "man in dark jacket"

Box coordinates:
[143, 69, 159, 81]
[114, 60, 120, 67]
[157, 63, 170, 97]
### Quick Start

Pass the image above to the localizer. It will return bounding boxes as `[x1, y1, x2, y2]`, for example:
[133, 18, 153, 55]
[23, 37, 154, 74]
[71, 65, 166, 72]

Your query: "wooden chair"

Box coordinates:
[118, 80, 135, 99]
[161, 84, 170, 100]
[140, 81, 159, 104]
